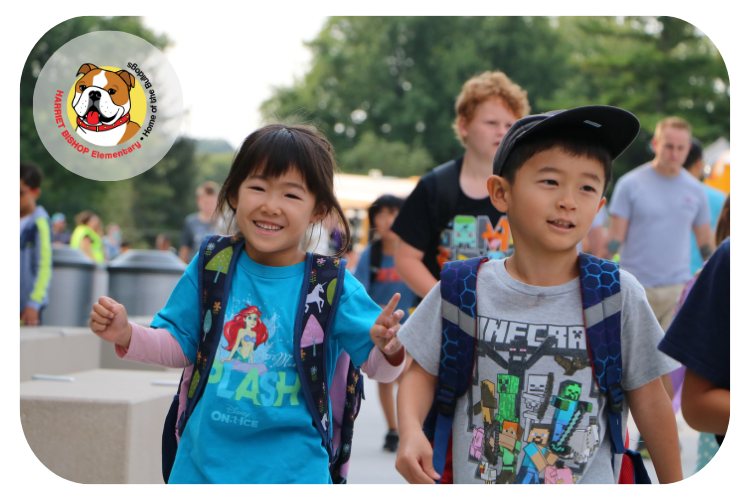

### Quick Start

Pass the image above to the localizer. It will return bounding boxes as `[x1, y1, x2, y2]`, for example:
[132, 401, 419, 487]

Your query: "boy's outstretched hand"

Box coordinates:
[89, 296, 132, 348]
[370, 293, 405, 364]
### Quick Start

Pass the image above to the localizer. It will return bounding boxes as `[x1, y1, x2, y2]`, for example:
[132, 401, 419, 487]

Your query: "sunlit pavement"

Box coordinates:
[347, 372, 701, 484]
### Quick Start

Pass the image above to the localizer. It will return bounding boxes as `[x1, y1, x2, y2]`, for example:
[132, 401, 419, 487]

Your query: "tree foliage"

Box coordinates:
[262, 16, 572, 175]
[263, 16, 729, 187]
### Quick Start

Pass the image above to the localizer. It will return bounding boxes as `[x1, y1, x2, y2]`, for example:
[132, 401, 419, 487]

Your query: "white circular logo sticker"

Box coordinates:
[33, 31, 183, 181]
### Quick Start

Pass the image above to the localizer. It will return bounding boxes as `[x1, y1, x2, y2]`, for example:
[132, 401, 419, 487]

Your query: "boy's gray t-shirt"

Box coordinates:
[609, 163, 711, 288]
[398, 259, 679, 484]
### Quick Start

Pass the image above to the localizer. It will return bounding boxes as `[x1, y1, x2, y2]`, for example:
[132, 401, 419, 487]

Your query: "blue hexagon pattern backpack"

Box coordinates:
[161, 235, 364, 484]
[424, 254, 651, 484]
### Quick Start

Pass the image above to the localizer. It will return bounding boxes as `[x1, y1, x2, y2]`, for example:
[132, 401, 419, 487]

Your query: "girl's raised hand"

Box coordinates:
[89, 296, 133, 348]
[370, 293, 405, 357]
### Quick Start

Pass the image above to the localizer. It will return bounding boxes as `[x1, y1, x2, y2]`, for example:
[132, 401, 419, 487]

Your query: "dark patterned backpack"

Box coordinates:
[161, 235, 364, 483]
[424, 254, 651, 484]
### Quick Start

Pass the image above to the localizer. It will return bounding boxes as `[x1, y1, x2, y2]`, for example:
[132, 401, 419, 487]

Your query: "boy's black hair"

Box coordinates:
[367, 194, 404, 228]
[21, 162, 43, 189]
[500, 127, 613, 192]
[683, 138, 703, 169]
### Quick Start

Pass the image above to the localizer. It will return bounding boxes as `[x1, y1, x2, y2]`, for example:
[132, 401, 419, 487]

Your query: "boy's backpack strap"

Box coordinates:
[178, 234, 245, 436]
[579, 253, 625, 455]
[433, 159, 460, 231]
[431, 256, 488, 482]
[294, 253, 347, 459]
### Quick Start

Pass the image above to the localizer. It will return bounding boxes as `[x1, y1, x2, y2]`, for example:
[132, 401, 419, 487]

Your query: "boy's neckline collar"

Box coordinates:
[493, 258, 579, 296]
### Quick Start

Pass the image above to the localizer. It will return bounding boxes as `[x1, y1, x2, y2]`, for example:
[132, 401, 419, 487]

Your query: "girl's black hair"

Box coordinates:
[217, 124, 351, 257]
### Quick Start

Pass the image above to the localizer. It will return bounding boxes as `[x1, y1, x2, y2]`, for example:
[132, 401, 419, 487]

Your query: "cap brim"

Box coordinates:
[494, 105, 641, 175]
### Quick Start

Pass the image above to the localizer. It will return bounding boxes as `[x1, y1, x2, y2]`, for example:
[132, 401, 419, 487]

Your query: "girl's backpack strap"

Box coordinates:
[178, 234, 245, 436]
[294, 253, 347, 459]
[579, 253, 625, 455]
[429, 256, 488, 482]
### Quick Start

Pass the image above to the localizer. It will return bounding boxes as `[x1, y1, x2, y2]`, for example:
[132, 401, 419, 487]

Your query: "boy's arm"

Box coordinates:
[23, 218, 53, 325]
[396, 360, 441, 484]
[681, 368, 730, 436]
[626, 378, 683, 484]
[394, 240, 437, 298]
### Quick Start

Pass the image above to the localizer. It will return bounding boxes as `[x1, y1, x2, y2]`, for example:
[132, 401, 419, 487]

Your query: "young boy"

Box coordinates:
[20, 162, 52, 326]
[354, 195, 417, 452]
[392, 71, 530, 300]
[395, 106, 683, 484]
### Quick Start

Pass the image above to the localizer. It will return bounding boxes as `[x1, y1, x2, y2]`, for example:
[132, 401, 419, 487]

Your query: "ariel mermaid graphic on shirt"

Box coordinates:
[221, 305, 268, 367]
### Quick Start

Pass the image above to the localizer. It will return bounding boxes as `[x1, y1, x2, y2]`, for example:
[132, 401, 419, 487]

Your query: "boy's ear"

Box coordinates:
[598, 197, 607, 212]
[487, 175, 511, 213]
[456, 115, 469, 140]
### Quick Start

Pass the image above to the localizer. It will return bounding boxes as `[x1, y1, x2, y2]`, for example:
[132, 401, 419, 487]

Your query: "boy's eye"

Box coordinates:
[582, 185, 596, 192]
[250, 186, 265, 191]
[542, 179, 558, 186]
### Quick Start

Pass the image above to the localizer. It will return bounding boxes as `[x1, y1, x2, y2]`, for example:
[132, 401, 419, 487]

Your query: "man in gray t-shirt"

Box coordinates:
[179, 181, 221, 263]
[606, 118, 713, 332]
[398, 260, 679, 484]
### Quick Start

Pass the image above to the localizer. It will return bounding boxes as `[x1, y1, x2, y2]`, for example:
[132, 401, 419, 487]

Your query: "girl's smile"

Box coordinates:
[230, 170, 325, 267]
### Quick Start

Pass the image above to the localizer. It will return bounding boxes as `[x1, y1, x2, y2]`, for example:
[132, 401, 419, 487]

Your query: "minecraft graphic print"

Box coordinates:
[465, 314, 602, 484]
[437, 214, 513, 269]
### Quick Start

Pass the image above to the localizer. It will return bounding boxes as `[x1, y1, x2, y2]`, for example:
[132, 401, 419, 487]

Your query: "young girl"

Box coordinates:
[89, 124, 406, 484]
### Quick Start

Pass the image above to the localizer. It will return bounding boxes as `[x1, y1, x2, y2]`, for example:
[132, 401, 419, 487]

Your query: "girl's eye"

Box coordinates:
[286, 194, 301, 200]
[250, 186, 264, 191]
[542, 179, 558, 186]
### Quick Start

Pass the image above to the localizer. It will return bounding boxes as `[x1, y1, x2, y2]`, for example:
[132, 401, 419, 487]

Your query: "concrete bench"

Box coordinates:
[20, 327, 100, 382]
[21, 369, 180, 483]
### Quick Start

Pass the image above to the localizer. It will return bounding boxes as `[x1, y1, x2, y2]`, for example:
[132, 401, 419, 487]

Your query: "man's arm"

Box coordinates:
[681, 368, 729, 436]
[693, 223, 715, 262]
[626, 378, 682, 483]
[394, 240, 438, 299]
[604, 215, 628, 260]
[395, 361, 441, 483]
[586, 226, 608, 258]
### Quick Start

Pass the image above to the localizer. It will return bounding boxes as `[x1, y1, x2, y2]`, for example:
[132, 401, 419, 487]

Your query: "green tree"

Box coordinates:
[262, 17, 572, 173]
[541, 16, 729, 188]
[338, 132, 433, 177]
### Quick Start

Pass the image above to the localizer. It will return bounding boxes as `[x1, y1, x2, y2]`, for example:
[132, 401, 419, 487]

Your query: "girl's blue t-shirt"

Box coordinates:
[153, 249, 382, 484]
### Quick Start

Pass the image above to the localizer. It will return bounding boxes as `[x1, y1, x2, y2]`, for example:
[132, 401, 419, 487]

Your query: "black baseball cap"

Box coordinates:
[493, 105, 640, 176]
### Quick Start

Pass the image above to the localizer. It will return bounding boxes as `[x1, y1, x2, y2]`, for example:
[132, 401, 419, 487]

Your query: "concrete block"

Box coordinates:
[20, 327, 101, 382]
[21, 369, 180, 484]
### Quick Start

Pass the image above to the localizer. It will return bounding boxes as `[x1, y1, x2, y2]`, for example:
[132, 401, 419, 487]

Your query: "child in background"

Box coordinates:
[89, 124, 406, 484]
[20, 162, 52, 326]
[395, 106, 682, 484]
[354, 195, 417, 452]
[392, 71, 530, 300]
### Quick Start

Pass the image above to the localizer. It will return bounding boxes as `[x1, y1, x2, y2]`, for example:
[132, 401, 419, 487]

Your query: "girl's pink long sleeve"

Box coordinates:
[361, 345, 405, 383]
[115, 322, 190, 367]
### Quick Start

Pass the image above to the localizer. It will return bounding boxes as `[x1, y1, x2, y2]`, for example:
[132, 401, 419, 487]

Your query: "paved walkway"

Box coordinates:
[347, 373, 702, 484]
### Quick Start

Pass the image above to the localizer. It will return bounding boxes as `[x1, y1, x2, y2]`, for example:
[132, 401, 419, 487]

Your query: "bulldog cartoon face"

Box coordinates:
[72, 64, 141, 147]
